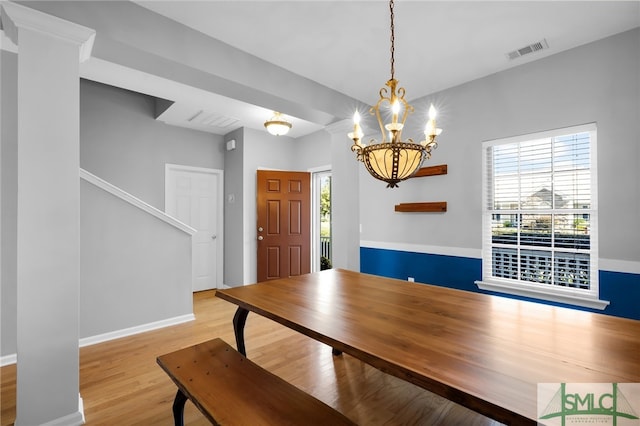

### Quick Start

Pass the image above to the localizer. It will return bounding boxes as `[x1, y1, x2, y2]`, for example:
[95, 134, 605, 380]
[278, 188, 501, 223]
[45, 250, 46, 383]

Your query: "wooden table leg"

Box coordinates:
[233, 307, 250, 356]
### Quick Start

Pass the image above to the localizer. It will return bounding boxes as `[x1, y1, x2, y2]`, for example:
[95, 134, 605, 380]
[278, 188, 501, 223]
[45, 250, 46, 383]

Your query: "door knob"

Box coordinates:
[211, 235, 217, 240]
[258, 227, 264, 232]
[258, 235, 264, 241]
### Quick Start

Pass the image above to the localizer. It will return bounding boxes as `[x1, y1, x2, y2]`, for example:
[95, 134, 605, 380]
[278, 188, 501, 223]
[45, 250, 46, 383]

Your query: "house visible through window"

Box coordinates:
[477, 123, 609, 309]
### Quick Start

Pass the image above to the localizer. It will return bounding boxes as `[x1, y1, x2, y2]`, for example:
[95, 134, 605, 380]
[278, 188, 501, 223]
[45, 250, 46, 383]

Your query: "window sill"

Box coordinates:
[475, 280, 610, 310]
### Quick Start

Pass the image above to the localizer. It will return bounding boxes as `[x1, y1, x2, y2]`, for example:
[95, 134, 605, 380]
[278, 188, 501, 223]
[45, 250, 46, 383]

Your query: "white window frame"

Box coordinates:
[476, 123, 609, 310]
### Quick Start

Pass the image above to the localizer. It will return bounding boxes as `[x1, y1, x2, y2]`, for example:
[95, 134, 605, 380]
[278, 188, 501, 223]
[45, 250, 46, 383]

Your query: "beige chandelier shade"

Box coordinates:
[360, 142, 426, 187]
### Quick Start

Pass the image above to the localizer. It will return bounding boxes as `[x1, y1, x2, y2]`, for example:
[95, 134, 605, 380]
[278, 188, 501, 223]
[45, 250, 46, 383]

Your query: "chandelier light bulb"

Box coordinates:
[391, 100, 400, 115]
[349, 111, 364, 141]
[429, 104, 437, 120]
[424, 103, 443, 139]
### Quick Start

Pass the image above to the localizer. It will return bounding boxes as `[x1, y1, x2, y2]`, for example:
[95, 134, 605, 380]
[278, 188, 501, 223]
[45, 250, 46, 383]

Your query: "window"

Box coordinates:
[311, 167, 332, 272]
[476, 124, 609, 309]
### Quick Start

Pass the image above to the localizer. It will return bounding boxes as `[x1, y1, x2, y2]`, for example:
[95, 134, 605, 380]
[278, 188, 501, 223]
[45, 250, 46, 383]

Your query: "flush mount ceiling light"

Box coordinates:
[264, 111, 292, 136]
[348, 0, 444, 188]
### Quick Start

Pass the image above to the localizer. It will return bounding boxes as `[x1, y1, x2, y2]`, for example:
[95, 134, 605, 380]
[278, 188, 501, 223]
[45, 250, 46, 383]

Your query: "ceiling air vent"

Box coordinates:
[506, 39, 549, 60]
[188, 110, 239, 128]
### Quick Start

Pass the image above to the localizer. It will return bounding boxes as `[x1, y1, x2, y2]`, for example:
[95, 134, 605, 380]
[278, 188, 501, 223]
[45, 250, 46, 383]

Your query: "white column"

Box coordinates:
[325, 120, 360, 272]
[1, 3, 95, 425]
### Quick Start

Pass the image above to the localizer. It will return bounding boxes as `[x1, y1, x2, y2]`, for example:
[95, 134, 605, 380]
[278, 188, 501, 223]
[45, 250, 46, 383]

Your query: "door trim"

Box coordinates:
[310, 166, 331, 272]
[165, 164, 224, 290]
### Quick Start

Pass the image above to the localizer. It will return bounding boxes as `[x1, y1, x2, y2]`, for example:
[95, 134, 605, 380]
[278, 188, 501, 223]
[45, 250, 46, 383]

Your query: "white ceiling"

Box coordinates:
[134, 0, 640, 101]
[4, 1, 639, 137]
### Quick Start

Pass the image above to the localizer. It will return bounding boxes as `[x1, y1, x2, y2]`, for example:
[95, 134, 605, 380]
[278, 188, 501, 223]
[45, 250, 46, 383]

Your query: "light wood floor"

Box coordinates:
[1, 290, 503, 425]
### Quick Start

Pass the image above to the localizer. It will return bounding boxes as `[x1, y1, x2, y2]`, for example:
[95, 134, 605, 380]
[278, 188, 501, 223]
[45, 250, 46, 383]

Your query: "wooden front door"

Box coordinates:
[257, 170, 311, 282]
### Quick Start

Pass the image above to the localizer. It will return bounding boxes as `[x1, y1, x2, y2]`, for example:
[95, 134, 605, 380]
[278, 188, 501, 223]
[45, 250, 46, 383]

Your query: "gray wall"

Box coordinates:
[359, 28, 640, 263]
[242, 128, 298, 284]
[1, 79, 224, 359]
[3, 9, 636, 365]
[80, 179, 192, 338]
[80, 79, 224, 211]
[222, 128, 333, 286]
[223, 126, 352, 285]
[14, 0, 364, 293]
[294, 129, 332, 170]
[1, 51, 18, 358]
[223, 128, 245, 286]
[328, 122, 361, 271]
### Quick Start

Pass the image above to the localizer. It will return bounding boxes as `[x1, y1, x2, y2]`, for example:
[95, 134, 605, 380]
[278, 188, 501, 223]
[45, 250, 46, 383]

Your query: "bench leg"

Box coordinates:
[172, 389, 188, 426]
[233, 307, 250, 356]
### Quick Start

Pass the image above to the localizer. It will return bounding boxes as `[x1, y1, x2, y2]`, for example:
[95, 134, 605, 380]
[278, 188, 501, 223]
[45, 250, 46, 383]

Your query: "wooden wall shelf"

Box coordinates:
[396, 164, 448, 213]
[412, 164, 447, 178]
[394, 202, 447, 213]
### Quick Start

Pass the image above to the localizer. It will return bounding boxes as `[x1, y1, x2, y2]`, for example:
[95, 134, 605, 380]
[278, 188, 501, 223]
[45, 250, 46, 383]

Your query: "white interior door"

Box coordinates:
[166, 165, 223, 291]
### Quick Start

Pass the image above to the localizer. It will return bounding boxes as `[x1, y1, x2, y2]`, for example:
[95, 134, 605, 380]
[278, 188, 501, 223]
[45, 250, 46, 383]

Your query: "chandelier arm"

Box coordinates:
[396, 93, 414, 140]
[371, 99, 388, 143]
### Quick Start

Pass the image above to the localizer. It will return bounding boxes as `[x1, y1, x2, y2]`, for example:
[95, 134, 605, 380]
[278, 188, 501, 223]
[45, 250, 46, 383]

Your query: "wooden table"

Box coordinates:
[215, 269, 640, 425]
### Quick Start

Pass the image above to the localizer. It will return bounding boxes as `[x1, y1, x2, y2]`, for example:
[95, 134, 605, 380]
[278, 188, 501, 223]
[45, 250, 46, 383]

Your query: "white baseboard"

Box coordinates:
[15, 410, 84, 426]
[1, 353, 17, 367]
[1, 314, 195, 366]
[79, 393, 85, 424]
[79, 313, 195, 348]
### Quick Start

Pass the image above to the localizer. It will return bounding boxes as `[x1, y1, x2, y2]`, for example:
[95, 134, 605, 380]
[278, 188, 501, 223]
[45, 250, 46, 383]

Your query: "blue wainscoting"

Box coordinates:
[360, 247, 639, 320]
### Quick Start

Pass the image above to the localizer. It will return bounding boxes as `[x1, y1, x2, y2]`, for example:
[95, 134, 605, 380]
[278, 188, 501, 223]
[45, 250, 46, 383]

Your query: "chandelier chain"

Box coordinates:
[389, 0, 395, 80]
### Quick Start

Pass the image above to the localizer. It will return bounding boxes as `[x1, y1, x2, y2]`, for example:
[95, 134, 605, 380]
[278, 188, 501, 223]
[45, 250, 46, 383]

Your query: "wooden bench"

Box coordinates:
[157, 338, 356, 426]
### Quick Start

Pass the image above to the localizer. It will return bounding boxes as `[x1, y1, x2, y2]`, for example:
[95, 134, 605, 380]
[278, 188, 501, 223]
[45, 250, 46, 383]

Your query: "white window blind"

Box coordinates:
[477, 124, 608, 309]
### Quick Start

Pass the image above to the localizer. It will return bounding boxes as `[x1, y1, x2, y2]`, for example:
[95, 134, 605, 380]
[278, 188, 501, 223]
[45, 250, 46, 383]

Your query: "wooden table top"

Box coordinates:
[215, 269, 640, 424]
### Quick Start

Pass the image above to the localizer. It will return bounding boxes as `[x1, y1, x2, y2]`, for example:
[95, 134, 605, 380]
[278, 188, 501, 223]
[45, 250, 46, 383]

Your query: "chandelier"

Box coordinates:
[264, 111, 292, 136]
[348, 0, 442, 188]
